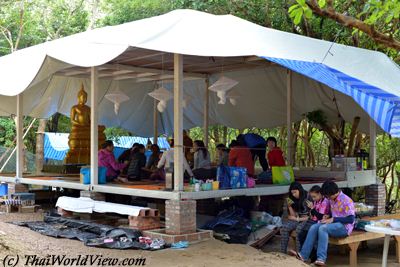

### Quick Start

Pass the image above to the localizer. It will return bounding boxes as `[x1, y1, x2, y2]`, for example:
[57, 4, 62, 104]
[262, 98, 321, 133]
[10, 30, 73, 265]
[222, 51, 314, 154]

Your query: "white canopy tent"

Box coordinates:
[0, 9, 397, 197]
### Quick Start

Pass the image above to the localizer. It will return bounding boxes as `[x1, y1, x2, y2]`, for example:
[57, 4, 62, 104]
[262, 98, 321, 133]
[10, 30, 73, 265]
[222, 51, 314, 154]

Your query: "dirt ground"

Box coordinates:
[0, 212, 397, 267]
[0, 212, 306, 267]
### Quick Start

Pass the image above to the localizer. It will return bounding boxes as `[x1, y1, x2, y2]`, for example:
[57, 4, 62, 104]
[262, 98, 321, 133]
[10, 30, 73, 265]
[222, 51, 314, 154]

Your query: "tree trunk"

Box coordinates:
[388, 163, 396, 201]
[223, 126, 228, 146]
[354, 132, 363, 153]
[347, 116, 360, 157]
[48, 113, 60, 132]
[292, 122, 301, 166]
[35, 119, 47, 174]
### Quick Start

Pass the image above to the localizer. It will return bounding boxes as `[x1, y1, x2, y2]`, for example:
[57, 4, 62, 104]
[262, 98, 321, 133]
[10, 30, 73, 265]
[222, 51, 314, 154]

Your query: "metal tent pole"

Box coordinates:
[16, 94, 23, 178]
[369, 118, 377, 170]
[287, 70, 293, 166]
[90, 67, 99, 189]
[153, 99, 158, 145]
[204, 78, 210, 147]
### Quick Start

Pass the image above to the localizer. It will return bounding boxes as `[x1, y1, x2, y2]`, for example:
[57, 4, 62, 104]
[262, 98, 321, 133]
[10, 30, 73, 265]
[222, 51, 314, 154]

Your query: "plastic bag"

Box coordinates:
[217, 165, 231, 189]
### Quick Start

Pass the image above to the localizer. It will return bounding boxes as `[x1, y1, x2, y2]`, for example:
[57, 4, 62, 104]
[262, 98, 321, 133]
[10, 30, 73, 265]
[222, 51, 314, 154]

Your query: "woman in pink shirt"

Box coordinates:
[98, 140, 128, 183]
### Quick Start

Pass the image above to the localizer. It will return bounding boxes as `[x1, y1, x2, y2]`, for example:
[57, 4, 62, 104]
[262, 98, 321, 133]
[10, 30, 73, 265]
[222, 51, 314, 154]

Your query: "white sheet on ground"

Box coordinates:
[55, 196, 149, 216]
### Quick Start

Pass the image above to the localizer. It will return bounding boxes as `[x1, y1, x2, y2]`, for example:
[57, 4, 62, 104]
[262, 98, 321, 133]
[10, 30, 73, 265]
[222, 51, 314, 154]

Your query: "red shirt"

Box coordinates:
[267, 147, 285, 167]
[228, 146, 255, 176]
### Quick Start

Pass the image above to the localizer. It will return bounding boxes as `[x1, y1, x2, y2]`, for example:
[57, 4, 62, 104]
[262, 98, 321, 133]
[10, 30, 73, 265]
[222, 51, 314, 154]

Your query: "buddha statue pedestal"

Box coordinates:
[64, 84, 107, 171]
[65, 125, 106, 165]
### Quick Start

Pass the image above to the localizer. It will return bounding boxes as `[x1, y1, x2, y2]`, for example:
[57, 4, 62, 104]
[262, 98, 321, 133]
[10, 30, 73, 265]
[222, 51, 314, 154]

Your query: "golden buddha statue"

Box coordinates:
[65, 84, 106, 164]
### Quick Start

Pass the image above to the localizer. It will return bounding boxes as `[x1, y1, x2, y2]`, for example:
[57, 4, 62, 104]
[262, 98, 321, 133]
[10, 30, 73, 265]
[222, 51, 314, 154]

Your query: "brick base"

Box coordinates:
[365, 183, 386, 216]
[129, 209, 160, 231]
[57, 207, 73, 217]
[143, 228, 213, 244]
[80, 191, 105, 201]
[165, 200, 196, 235]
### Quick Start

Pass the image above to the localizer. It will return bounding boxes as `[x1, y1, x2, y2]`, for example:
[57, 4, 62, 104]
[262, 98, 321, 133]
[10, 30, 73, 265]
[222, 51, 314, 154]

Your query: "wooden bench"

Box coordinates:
[329, 230, 385, 267]
[290, 229, 400, 267]
[290, 230, 388, 267]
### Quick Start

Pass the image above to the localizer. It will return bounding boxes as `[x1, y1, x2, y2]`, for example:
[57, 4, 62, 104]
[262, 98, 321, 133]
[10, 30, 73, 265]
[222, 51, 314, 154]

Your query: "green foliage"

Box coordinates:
[104, 127, 131, 143]
[306, 110, 328, 127]
[0, 117, 15, 147]
[99, 0, 173, 26]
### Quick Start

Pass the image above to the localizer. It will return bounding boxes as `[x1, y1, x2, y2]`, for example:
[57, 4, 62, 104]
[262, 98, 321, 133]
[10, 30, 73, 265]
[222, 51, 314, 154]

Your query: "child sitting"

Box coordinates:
[292, 185, 330, 255]
[280, 182, 311, 254]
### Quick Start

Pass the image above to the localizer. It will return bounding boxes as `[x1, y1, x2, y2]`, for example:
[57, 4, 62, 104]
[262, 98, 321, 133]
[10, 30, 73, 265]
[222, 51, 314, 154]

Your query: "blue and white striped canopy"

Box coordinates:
[264, 57, 400, 137]
[44, 133, 170, 161]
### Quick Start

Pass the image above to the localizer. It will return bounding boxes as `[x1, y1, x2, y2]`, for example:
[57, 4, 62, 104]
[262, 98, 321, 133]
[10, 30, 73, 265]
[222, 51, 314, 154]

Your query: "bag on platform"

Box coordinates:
[272, 166, 294, 185]
[217, 164, 231, 189]
[229, 167, 247, 189]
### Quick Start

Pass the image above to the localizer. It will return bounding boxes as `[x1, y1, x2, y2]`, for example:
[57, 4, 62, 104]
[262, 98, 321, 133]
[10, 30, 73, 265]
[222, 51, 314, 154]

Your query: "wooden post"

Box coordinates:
[173, 54, 184, 192]
[348, 242, 360, 267]
[394, 236, 400, 263]
[204, 78, 210, 147]
[369, 118, 376, 170]
[153, 99, 158, 145]
[16, 93, 23, 178]
[287, 70, 293, 166]
[90, 67, 99, 188]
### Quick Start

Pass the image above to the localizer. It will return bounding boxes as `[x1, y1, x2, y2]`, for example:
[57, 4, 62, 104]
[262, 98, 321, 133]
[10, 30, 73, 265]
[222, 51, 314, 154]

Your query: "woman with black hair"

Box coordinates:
[192, 140, 215, 180]
[193, 140, 211, 169]
[127, 144, 146, 180]
[216, 144, 229, 166]
[98, 140, 128, 183]
[280, 181, 311, 254]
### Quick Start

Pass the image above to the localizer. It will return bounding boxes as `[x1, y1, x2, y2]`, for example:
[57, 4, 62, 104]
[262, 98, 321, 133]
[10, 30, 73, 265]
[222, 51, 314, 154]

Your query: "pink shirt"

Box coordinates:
[312, 198, 330, 222]
[330, 191, 356, 235]
[98, 149, 126, 177]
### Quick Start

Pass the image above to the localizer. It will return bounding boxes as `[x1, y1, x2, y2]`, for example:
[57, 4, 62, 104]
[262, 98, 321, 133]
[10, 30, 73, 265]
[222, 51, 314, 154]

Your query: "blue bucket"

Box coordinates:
[80, 167, 107, 184]
[0, 183, 8, 196]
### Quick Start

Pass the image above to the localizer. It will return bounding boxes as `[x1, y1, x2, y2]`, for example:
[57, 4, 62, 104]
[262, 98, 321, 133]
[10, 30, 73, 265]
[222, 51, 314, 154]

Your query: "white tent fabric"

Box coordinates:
[0, 9, 399, 136]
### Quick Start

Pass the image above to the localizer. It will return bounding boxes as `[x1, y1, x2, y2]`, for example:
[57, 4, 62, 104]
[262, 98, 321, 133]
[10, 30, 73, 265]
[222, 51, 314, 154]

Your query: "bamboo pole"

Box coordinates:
[173, 54, 184, 192]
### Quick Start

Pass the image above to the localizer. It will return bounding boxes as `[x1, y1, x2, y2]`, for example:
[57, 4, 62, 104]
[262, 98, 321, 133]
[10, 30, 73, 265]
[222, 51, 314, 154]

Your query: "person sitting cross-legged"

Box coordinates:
[290, 181, 355, 266]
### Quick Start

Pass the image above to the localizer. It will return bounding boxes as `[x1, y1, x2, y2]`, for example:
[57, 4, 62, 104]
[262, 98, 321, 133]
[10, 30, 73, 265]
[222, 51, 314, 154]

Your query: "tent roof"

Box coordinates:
[0, 9, 400, 136]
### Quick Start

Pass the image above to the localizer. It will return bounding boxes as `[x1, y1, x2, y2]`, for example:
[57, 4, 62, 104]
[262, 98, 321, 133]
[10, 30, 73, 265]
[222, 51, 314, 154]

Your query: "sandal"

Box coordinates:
[314, 260, 326, 266]
[288, 249, 304, 261]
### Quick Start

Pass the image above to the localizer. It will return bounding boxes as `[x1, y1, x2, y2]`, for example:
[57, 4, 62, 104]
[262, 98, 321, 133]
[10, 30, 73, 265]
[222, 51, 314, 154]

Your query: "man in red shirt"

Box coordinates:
[267, 137, 286, 167]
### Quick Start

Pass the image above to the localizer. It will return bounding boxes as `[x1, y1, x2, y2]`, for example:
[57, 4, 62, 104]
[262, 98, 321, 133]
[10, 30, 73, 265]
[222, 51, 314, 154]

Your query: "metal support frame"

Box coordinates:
[90, 67, 99, 189]
[173, 54, 184, 192]
[153, 99, 158, 145]
[287, 70, 293, 166]
[204, 78, 210, 147]
[369, 118, 377, 170]
[16, 94, 23, 178]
